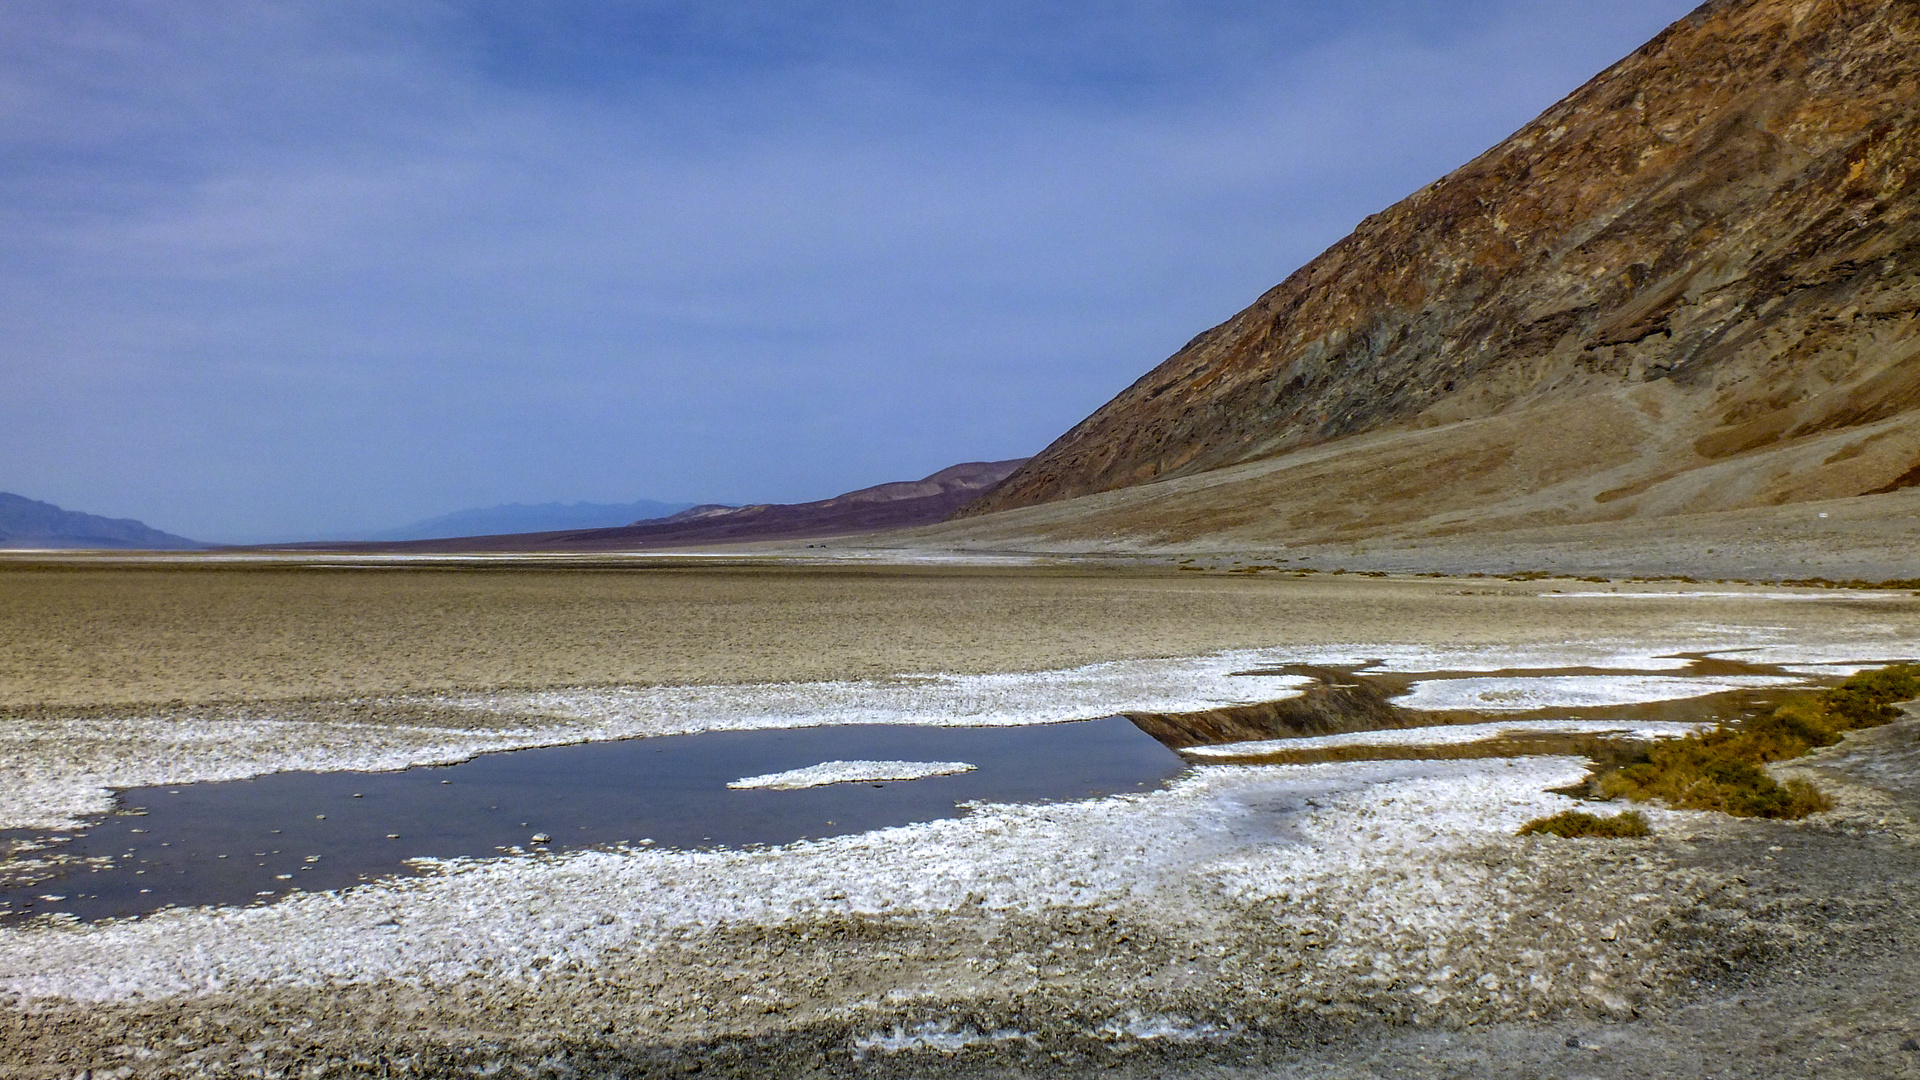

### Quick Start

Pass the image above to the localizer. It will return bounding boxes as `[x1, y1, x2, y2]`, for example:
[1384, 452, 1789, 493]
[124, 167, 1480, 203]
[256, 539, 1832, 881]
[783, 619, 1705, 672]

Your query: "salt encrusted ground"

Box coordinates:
[6, 735, 1909, 1078]
[0, 655, 1313, 831]
[727, 760, 977, 790]
[6, 629, 1915, 833]
[1394, 674, 1802, 711]
[429, 653, 1315, 733]
[0, 754, 1713, 1015]
[6, 576, 1920, 1076]
[1184, 719, 1711, 760]
[0, 636, 1879, 832]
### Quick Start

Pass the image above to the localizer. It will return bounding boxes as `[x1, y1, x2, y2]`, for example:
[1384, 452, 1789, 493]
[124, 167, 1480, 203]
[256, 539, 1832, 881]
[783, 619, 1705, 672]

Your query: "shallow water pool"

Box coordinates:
[0, 716, 1183, 924]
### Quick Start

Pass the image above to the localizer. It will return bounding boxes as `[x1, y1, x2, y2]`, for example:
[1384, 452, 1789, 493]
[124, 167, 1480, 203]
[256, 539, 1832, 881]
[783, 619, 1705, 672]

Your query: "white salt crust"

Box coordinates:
[11, 631, 1919, 831]
[1269, 643, 1701, 673]
[0, 756, 1633, 1005]
[727, 760, 975, 790]
[0, 656, 1310, 831]
[1185, 720, 1712, 759]
[1710, 643, 1920, 667]
[434, 655, 1317, 734]
[1780, 664, 1883, 677]
[1395, 674, 1804, 711]
[852, 1021, 1032, 1056]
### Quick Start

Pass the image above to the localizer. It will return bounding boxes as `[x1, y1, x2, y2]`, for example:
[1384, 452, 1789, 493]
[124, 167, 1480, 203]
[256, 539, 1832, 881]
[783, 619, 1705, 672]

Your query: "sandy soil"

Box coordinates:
[3, 557, 1920, 1077]
[877, 467, 1920, 584]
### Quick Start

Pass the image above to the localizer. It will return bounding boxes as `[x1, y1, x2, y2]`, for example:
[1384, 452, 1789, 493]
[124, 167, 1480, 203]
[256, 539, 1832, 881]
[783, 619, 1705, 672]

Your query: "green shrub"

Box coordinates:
[1591, 664, 1919, 819]
[1518, 810, 1652, 838]
[1822, 663, 1920, 727]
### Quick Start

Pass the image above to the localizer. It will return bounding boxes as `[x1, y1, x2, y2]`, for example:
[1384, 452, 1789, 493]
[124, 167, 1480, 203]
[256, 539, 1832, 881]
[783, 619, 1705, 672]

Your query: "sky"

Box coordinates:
[1, 1, 1699, 542]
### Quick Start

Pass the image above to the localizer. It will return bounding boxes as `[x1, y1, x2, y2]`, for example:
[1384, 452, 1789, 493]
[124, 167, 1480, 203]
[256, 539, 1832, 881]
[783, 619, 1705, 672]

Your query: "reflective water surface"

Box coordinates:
[0, 716, 1184, 924]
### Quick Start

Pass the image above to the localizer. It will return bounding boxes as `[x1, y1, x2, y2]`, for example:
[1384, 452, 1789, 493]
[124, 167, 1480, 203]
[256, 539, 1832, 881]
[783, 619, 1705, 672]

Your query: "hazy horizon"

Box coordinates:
[3, 1, 1696, 542]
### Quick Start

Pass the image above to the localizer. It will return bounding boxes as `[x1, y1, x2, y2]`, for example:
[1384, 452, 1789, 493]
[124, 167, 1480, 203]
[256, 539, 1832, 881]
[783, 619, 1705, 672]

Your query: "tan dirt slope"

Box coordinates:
[958, 0, 1920, 551]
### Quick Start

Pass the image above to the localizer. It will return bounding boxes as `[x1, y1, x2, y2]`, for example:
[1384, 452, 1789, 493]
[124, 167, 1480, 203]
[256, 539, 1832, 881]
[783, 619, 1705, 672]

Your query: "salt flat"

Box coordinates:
[2, 554, 1918, 1077]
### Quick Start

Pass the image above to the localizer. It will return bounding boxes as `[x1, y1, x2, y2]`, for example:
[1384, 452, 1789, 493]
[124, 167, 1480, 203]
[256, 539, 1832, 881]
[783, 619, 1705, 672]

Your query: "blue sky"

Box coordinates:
[1, 1, 1696, 542]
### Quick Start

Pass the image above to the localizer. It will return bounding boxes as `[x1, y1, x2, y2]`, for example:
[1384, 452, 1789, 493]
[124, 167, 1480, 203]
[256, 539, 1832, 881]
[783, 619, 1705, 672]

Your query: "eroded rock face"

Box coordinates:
[965, 0, 1920, 520]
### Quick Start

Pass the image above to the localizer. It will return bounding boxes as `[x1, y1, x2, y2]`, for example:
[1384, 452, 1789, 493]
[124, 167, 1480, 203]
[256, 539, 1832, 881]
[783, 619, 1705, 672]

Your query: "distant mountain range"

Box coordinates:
[0, 492, 204, 550]
[363, 499, 696, 542]
[290, 460, 1028, 552]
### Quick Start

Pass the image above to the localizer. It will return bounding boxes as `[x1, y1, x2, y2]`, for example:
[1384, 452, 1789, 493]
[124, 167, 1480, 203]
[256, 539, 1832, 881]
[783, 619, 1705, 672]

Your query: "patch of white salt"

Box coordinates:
[1707, 643, 1920, 668]
[727, 760, 975, 790]
[443, 655, 1316, 734]
[1094, 1013, 1240, 1043]
[1263, 643, 1700, 674]
[1396, 674, 1802, 711]
[11, 631, 1906, 833]
[852, 1021, 1031, 1056]
[0, 656, 1313, 830]
[0, 757, 1616, 1004]
[1184, 719, 1710, 759]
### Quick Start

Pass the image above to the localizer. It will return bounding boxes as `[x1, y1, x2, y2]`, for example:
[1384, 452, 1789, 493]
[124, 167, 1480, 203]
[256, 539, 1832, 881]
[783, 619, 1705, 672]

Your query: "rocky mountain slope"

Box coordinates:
[301, 460, 1026, 552]
[958, 0, 1920, 550]
[0, 492, 202, 550]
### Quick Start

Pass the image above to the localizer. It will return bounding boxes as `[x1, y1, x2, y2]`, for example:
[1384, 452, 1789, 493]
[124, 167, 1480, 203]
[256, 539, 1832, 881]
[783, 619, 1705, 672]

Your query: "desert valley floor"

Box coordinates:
[2, 554, 1919, 1078]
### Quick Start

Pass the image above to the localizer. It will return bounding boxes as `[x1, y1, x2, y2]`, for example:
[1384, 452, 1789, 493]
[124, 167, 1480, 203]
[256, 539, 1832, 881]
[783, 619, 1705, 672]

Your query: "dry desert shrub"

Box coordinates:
[1517, 809, 1652, 839]
[1592, 664, 1920, 819]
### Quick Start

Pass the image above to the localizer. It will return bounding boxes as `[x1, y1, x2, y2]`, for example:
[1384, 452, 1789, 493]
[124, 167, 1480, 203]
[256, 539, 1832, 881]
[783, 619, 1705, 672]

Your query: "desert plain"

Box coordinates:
[1, 553, 1918, 1078]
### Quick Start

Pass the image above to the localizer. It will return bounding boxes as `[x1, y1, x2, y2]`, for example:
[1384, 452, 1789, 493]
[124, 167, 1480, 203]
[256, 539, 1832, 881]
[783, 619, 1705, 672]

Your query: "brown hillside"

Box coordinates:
[962, 0, 1920, 539]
